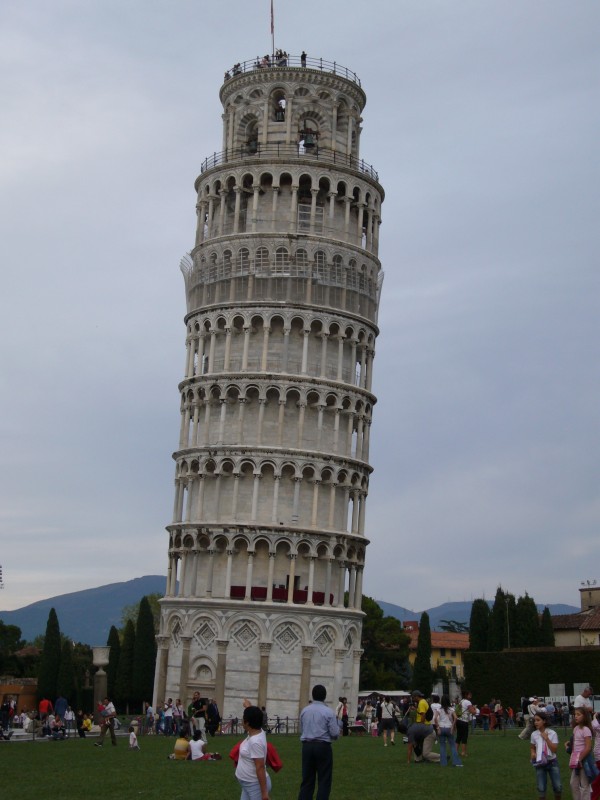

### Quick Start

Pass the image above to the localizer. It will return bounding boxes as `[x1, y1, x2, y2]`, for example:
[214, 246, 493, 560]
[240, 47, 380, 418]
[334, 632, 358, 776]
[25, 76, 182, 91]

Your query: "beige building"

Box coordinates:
[552, 583, 600, 647]
[153, 53, 384, 718]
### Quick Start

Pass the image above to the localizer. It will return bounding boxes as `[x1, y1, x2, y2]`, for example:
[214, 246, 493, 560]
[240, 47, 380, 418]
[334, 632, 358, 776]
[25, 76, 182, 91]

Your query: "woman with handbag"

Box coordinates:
[235, 705, 270, 800]
[380, 696, 399, 747]
[530, 711, 562, 799]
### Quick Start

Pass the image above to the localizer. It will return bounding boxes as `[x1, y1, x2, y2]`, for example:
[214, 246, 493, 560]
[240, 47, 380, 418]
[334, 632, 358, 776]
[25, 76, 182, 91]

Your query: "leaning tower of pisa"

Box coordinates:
[153, 53, 384, 719]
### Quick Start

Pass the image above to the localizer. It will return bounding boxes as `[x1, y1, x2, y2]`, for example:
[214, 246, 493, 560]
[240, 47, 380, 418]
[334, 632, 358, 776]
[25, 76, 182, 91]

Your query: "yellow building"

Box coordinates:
[404, 621, 469, 680]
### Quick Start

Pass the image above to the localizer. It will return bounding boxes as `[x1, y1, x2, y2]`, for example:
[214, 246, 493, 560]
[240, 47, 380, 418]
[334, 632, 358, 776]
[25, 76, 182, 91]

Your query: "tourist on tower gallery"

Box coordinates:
[298, 685, 339, 800]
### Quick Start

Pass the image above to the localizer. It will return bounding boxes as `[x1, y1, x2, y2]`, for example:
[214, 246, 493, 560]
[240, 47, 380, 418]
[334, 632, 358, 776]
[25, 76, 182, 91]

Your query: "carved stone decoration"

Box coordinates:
[273, 622, 302, 654]
[193, 618, 218, 648]
[231, 619, 260, 651]
[314, 625, 336, 656]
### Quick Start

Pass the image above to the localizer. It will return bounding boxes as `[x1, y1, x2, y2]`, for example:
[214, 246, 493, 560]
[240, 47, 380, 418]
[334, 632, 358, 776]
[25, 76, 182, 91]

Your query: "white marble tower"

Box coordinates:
[153, 53, 384, 719]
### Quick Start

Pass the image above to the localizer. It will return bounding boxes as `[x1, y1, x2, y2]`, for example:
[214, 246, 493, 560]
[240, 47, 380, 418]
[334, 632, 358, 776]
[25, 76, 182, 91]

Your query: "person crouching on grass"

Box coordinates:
[530, 711, 562, 800]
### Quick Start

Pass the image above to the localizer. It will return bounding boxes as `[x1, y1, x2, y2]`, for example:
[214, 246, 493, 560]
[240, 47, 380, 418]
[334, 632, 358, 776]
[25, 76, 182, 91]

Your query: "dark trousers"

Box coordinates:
[298, 741, 333, 800]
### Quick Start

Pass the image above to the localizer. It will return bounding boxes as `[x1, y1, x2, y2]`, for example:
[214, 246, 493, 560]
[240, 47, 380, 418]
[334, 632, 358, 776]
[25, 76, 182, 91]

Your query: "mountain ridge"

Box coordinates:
[0, 577, 580, 644]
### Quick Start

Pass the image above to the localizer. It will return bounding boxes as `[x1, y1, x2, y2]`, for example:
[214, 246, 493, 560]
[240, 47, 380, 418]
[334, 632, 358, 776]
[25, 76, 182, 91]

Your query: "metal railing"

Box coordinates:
[200, 143, 379, 182]
[224, 54, 361, 86]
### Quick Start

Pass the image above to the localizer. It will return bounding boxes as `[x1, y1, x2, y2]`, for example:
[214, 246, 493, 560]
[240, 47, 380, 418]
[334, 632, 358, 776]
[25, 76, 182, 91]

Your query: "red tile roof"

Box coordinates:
[552, 606, 600, 631]
[407, 631, 469, 651]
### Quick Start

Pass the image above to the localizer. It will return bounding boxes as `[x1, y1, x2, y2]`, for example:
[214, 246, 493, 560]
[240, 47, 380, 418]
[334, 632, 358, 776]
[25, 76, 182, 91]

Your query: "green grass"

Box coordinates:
[6, 728, 573, 799]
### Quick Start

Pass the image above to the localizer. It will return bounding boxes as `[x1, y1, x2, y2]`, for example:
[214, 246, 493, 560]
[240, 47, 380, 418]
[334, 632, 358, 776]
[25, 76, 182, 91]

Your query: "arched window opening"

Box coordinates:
[273, 90, 286, 121]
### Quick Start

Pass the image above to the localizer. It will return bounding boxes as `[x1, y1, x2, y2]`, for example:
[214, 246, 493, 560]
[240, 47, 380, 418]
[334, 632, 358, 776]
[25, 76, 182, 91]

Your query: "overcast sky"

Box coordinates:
[1, 1, 598, 617]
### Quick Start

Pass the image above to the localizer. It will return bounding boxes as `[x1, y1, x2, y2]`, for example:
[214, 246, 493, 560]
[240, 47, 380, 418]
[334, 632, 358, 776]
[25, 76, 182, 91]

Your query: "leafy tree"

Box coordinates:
[56, 639, 76, 700]
[0, 620, 24, 673]
[488, 587, 516, 651]
[539, 607, 555, 647]
[115, 619, 135, 710]
[469, 599, 490, 651]
[513, 593, 541, 647]
[106, 626, 121, 699]
[37, 608, 62, 701]
[439, 619, 469, 633]
[121, 593, 162, 633]
[411, 611, 434, 696]
[132, 597, 157, 710]
[359, 596, 410, 690]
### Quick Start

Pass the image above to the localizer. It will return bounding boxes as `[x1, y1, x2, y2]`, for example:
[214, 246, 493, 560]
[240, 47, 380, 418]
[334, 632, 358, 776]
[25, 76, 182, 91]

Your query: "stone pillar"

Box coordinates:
[215, 640, 229, 713]
[299, 646, 315, 713]
[225, 549, 234, 598]
[333, 648, 346, 705]
[206, 549, 215, 597]
[352, 648, 363, 699]
[287, 555, 296, 604]
[244, 551, 254, 600]
[178, 636, 192, 701]
[153, 636, 170, 708]
[258, 643, 271, 708]
[267, 552, 275, 601]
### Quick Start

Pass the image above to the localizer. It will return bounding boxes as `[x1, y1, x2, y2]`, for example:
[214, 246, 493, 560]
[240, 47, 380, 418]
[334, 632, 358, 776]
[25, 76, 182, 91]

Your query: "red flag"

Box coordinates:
[271, 0, 274, 34]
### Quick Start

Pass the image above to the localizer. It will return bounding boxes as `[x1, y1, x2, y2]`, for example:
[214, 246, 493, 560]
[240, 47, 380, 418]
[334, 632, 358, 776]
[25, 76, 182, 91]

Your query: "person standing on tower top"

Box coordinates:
[300, 51, 307, 68]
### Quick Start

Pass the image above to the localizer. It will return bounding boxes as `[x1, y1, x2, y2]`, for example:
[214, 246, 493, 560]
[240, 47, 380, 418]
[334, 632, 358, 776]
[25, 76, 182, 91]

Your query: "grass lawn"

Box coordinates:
[6, 727, 573, 799]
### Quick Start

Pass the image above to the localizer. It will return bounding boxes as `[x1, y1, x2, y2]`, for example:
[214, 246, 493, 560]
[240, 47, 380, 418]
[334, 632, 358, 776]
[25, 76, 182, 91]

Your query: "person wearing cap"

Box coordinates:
[519, 697, 545, 741]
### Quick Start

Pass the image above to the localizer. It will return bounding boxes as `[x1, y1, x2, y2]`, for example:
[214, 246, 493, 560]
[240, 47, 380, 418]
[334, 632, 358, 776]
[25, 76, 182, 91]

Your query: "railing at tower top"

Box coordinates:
[223, 55, 361, 87]
[200, 143, 379, 182]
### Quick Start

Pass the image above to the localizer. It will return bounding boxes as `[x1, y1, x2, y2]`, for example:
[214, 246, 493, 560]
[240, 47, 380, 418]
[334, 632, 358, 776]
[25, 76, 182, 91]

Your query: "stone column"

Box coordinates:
[261, 326, 270, 371]
[352, 648, 363, 700]
[287, 555, 296, 604]
[214, 640, 229, 713]
[206, 549, 215, 597]
[301, 329, 310, 374]
[178, 636, 192, 701]
[299, 646, 315, 713]
[225, 549, 234, 598]
[244, 551, 254, 600]
[258, 643, 271, 708]
[266, 552, 275, 601]
[307, 556, 316, 605]
[153, 635, 170, 708]
[333, 648, 346, 705]
[271, 475, 280, 524]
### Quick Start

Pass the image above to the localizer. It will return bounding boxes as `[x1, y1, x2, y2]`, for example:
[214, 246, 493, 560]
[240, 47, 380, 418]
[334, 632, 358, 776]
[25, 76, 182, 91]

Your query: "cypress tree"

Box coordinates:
[56, 639, 76, 701]
[37, 608, 62, 701]
[514, 593, 541, 647]
[106, 626, 121, 699]
[488, 587, 516, 651]
[115, 619, 135, 711]
[539, 606, 556, 647]
[132, 596, 157, 710]
[469, 599, 490, 651]
[411, 611, 434, 696]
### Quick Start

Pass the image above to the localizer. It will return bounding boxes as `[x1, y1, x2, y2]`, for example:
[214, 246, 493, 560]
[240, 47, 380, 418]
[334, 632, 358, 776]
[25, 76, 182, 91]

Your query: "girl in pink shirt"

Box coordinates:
[568, 707, 594, 800]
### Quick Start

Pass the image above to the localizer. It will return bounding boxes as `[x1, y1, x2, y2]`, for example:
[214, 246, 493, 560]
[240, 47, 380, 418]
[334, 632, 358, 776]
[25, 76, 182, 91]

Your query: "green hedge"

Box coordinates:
[463, 647, 600, 707]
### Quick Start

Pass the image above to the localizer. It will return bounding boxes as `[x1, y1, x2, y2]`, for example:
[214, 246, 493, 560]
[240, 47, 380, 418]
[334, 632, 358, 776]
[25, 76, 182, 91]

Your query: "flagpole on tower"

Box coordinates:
[271, 0, 275, 57]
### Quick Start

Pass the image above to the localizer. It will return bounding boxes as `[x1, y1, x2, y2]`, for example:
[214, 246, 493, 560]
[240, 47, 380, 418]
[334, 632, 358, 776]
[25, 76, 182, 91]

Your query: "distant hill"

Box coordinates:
[376, 599, 580, 631]
[0, 576, 166, 644]
[0, 578, 580, 645]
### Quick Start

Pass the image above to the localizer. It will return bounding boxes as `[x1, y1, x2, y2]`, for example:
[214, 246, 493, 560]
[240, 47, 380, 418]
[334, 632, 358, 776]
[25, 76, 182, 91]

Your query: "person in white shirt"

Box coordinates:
[94, 698, 117, 747]
[235, 705, 270, 800]
[530, 711, 562, 799]
[128, 726, 140, 750]
[574, 688, 593, 710]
